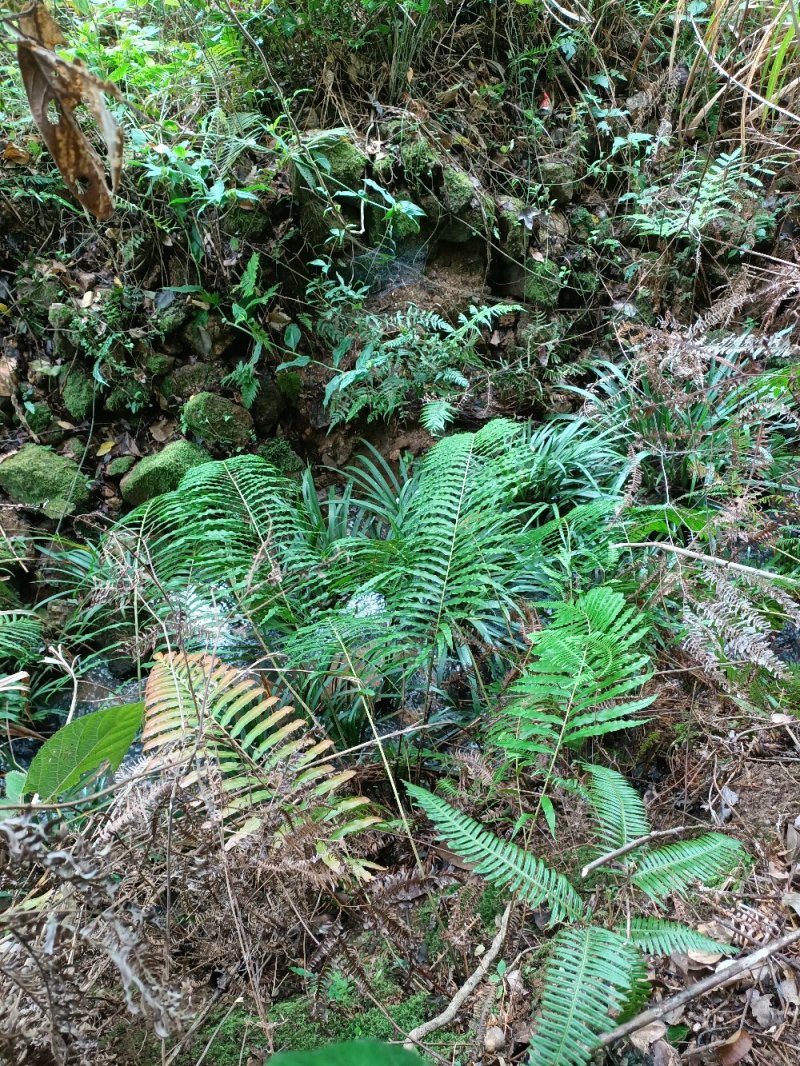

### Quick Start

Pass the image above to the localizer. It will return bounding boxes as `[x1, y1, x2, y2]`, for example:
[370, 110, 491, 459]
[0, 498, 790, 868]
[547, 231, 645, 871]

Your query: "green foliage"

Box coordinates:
[493, 588, 654, 783]
[583, 762, 650, 851]
[619, 918, 736, 957]
[632, 835, 749, 902]
[22, 702, 143, 801]
[0, 609, 41, 668]
[270, 1043, 422, 1066]
[405, 782, 585, 923]
[527, 927, 643, 1066]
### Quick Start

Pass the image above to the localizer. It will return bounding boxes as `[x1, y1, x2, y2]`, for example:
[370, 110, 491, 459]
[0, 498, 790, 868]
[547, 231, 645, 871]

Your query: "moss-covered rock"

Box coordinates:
[496, 195, 529, 261]
[182, 392, 253, 452]
[0, 444, 91, 519]
[120, 440, 211, 505]
[442, 164, 475, 215]
[107, 455, 137, 478]
[323, 137, 368, 190]
[144, 352, 173, 378]
[164, 361, 223, 402]
[24, 401, 53, 435]
[62, 371, 95, 421]
[523, 257, 563, 308]
[105, 380, 151, 414]
[257, 438, 305, 478]
[438, 166, 495, 242]
[537, 159, 576, 205]
[399, 137, 438, 185]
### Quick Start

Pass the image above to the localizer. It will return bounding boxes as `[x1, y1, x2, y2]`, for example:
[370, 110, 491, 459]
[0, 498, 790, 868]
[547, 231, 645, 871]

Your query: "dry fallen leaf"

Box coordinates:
[16, 1, 123, 220]
[629, 1021, 667, 1051]
[2, 143, 32, 165]
[786, 816, 800, 863]
[149, 418, 176, 443]
[717, 1029, 752, 1066]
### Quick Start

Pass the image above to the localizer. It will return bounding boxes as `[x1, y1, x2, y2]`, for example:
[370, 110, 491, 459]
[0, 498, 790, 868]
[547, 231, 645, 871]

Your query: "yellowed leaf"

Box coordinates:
[96, 440, 115, 456]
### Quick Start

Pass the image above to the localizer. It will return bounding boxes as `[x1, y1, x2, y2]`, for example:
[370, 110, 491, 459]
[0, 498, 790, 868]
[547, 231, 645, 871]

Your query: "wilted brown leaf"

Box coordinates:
[16, 1, 123, 220]
[717, 1029, 752, 1066]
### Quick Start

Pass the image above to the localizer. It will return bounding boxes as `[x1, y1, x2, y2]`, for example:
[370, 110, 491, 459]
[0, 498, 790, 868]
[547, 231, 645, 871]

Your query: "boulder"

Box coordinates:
[182, 392, 253, 453]
[120, 440, 211, 506]
[0, 444, 91, 519]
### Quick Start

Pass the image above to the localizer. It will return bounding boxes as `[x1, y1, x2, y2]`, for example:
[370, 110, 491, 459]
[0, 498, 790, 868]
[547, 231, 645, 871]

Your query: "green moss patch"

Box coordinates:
[0, 444, 91, 520]
[62, 371, 95, 421]
[182, 392, 253, 452]
[120, 440, 211, 506]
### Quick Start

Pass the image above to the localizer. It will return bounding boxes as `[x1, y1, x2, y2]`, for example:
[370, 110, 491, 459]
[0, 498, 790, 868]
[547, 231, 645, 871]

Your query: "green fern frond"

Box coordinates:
[494, 587, 654, 768]
[0, 609, 42, 667]
[632, 834, 748, 901]
[528, 927, 643, 1066]
[583, 763, 650, 851]
[405, 782, 584, 923]
[618, 918, 737, 956]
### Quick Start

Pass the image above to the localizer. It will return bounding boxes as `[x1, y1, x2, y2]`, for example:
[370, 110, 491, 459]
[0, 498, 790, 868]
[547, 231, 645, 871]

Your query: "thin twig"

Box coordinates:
[403, 902, 512, 1051]
[581, 825, 688, 878]
[599, 926, 800, 1047]
[615, 542, 800, 585]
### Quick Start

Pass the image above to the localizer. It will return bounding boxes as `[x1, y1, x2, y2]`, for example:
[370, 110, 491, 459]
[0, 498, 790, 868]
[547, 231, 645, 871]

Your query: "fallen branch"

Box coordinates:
[581, 825, 687, 878]
[403, 901, 512, 1052]
[615, 542, 799, 585]
[599, 926, 800, 1047]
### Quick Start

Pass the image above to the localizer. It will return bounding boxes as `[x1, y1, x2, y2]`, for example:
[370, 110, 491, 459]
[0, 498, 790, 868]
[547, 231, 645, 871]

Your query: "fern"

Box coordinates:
[527, 927, 643, 1066]
[584, 763, 650, 852]
[143, 652, 377, 855]
[0, 609, 41, 667]
[405, 783, 584, 923]
[493, 587, 654, 775]
[632, 834, 749, 901]
[618, 918, 737, 956]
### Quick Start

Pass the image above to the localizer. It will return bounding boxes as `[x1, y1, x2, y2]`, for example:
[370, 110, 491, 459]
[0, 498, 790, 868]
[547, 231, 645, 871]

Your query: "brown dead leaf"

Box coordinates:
[785, 816, 800, 863]
[629, 1021, 666, 1051]
[717, 1029, 752, 1066]
[0, 357, 18, 398]
[2, 143, 32, 166]
[651, 1039, 681, 1066]
[149, 418, 176, 443]
[17, 2, 123, 221]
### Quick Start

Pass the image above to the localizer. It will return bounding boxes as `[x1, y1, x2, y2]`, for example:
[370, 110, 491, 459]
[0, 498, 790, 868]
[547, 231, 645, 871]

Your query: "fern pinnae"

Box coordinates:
[632, 833, 749, 901]
[405, 782, 584, 923]
[583, 763, 650, 852]
[528, 927, 642, 1066]
[618, 917, 737, 956]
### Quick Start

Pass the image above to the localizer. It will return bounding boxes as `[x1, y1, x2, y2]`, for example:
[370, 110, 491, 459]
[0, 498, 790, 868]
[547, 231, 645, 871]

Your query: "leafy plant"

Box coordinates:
[406, 765, 747, 1066]
[19, 701, 143, 802]
[492, 587, 655, 803]
[271, 1041, 422, 1065]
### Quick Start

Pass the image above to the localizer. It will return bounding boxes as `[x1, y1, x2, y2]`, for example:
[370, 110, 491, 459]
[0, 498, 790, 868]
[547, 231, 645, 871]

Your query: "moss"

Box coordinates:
[62, 371, 95, 421]
[324, 137, 368, 190]
[277, 371, 303, 402]
[119, 440, 211, 505]
[537, 159, 576, 205]
[107, 455, 136, 477]
[441, 165, 475, 215]
[0, 444, 90, 519]
[144, 352, 173, 378]
[476, 884, 505, 927]
[165, 361, 223, 401]
[497, 196, 528, 261]
[257, 438, 305, 478]
[523, 257, 562, 308]
[399, 138, 438, 184]
[106, 381, 151, 414]
[182, 392, 254, 453]
[47, 302, 75, 330]
[25, 401, 53, 435]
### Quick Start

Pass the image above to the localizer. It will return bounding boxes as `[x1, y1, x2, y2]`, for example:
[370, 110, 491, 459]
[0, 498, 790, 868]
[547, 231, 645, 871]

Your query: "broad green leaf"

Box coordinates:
[270, 1041, 422, 1066]
[25, 702, 143, 800]
[0, 769, 27, 815]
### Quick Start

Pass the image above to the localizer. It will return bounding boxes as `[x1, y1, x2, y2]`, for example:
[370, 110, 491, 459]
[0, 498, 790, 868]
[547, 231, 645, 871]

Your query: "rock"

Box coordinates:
[120, 440, 211, 506]
[164, 361, 224, 402]
[257, 438, 305, 478]
[439, 165, 496, 242]
[0, 444, 91, 519]
[182, 316, 237, 360]
[537, 159, 576, 205]
[399, 138, 439, 187]
[144, 352, 173, 378]
[524, 257, 563, 308]
[249, 377, 285, 436]
[47, 302, 78, 359]
[484, 1026, 506, 1053]
[106, 455, 137, 478]
[62, 371, 95, 421]
[496, 195, 530, 261]
[182, 392, 253, 452]
[24, 401, 54, 436]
